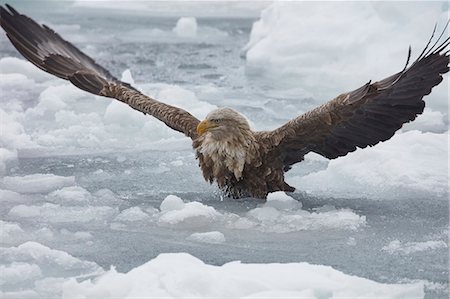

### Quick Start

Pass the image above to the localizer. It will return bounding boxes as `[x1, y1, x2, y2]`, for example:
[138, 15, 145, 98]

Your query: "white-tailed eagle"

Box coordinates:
[1, 5, 449, 199]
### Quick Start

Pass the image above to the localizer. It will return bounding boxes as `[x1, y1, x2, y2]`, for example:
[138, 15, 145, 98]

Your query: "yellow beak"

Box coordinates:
[197, 119, 210, 135]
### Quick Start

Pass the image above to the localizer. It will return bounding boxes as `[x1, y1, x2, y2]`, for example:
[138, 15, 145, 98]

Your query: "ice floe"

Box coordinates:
[382, 240, 448, 255]
[61, 252, 424, 299]
[187, 231, 226, 244]
[289, 131, 448, 199]
[1, 174, 75, 194]
[173, 17, 198, 38]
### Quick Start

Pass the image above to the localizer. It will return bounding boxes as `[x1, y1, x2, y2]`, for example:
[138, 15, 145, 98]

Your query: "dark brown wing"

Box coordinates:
[260, 32, 449, 171]
[0, 4, 200, 139]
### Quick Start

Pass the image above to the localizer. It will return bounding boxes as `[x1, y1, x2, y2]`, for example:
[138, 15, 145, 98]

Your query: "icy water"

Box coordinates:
[0, 3, 448, 299]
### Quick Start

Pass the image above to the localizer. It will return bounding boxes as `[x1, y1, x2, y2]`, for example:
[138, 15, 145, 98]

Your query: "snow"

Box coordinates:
[289, 131, 449, 199]
[187, 231, 226, 244]
[8, 203, 119, 225]
[0, 4, 447, 298]
[159, 194, 185, 212]
[114, 207, 151, 222]
[173, 17, 198, 38]
[382, 240, 448, 255]
[0, 57, 216, 157]
[1, 174, 75, 194]
[244, 2, 448, 114]
[71, 1, 268, 18]
[158, 200, 222, 227]
[62, 252, 424, 299]
[0, 242, 102, 299]
[47, 186, 92, 205]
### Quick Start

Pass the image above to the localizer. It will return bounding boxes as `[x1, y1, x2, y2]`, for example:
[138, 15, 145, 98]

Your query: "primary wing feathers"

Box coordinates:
[0, 4, 200, 139]
[262, 34, 449, 169]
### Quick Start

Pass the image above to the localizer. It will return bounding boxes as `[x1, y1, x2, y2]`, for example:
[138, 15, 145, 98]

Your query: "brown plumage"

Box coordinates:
[1, 5, 449, 200]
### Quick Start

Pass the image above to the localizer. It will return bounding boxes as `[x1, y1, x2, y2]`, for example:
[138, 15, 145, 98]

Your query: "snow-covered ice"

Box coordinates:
[1, 174, 75, 194]
[173, 17, 198, 38]
[187, 231, 226, 244]
[290, 130, 448, 199]
[382, 240, 448, 255]
[61, 253, 424, 299]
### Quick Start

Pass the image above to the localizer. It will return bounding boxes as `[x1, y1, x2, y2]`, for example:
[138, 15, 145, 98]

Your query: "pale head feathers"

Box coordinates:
[206, 107, 251, 131]
[196, 107, 258, 181]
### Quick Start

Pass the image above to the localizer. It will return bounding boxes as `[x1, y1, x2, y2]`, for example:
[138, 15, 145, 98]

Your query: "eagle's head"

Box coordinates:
[197, 107, 251, 139]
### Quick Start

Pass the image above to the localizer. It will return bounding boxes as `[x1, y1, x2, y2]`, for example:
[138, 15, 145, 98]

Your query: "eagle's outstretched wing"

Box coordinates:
[260, 28, 449, 170]
[0, 4, 200, 139]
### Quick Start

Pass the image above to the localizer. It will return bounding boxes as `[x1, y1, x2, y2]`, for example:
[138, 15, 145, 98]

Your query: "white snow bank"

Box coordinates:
[187, 231, 226, 244]
[0, 242, 102, 299]
[244, 2, 448, 114]
[382, 240, 448, 255]
[289, 131, 448, 199]
[62, 252, 424, 299]
[1, 174, 75, 194]
[173, 17, 197, 38]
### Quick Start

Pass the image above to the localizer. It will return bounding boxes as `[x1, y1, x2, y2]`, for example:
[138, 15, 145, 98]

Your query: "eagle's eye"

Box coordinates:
[212, 119, 220, 123]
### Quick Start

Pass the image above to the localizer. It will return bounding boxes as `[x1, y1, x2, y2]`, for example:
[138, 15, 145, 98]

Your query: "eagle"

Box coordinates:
[1, 5, 449, 200]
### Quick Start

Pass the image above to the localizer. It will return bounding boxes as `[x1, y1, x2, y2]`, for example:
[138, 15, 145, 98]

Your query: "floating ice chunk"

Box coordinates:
[8, 203, 118, 225]
[0, 189, 23, 202]
[173, 17, 197, 37]
[114, 207, 151, 222]
[60, 229, 93, 240]
[346, 237, 357, 246]
[402, 108, 448, 133]
[382, 240, 448, 255]
[0, 57, 53, 82]
[0, 242, 101, 274]
[120, 69, 135, 85]
[152, 84, 216, 120]
[0, 262, 42, 286]
[187, 231, 226, 244]
[0, 221, 54, 245]
[159, 201, 222, 227]
[243, 205, 365, 233]
[1, 174, 75, 194]
[1, 242, 102, 299]
[48, 186, 92, 205]
[0, 148, 18, 175]
[0, 221, 25, 242]
[265, 191, 302, 210]
[0, 108, 35, 150]
[62, 252, 424, 298]
[8, 205, 41, 218]
[170, 159, 184, 167]
[290, 131, 448, 199]
[160, 194, 185, 212]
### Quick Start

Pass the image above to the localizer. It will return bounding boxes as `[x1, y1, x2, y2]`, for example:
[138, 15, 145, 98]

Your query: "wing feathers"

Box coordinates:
[262, 27, 449, 167]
